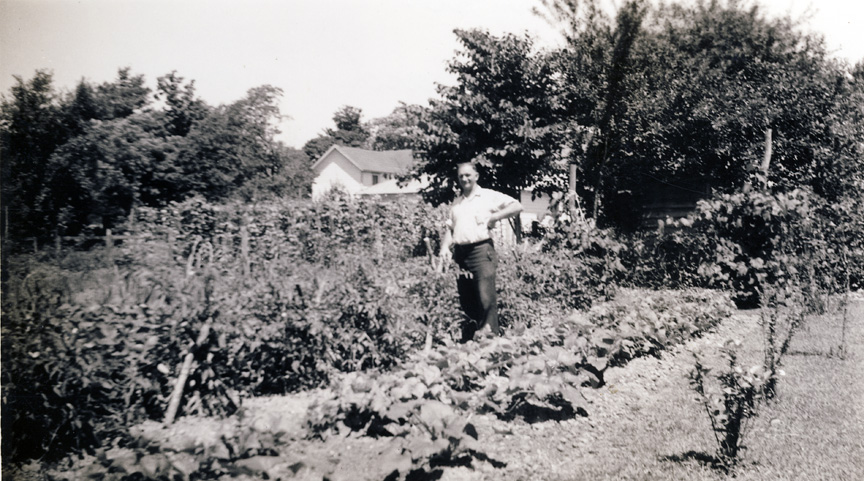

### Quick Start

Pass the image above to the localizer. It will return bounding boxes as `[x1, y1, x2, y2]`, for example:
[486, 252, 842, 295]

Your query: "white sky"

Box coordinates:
[1, 0, 862, 149]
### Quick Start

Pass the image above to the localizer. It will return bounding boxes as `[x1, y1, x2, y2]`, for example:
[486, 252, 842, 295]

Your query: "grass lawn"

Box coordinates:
[459, 298, 864, 481]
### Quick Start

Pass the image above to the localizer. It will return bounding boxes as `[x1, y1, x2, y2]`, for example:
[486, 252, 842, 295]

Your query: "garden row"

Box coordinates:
[47, 288, 736, 481]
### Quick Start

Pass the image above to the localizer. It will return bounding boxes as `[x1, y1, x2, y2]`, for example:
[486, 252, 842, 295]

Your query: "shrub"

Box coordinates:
[619, 226, 715, 289]
[690, 340, 772, 467]
[689, 187, 818, 307]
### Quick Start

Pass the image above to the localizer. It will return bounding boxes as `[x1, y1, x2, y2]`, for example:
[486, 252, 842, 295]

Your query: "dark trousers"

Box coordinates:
[453, 239, 499, 342]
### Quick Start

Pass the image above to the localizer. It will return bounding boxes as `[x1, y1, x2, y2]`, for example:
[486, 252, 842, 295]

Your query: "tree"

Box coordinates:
[537, 0, 647, 225]
[92, 67, 151, 119]
[61, 68, 154, 137]
[302, 105, 370, 160]
[412, 29, 570, 213]
[39, 112, 185, 233]
[0, 71, 67, 237]
[235, 143, 314, 201]
[156, 71, 208, 137]
[366, 102, 429, 151]
[541, 0, 861, 228]
[179, 85, 290, 200]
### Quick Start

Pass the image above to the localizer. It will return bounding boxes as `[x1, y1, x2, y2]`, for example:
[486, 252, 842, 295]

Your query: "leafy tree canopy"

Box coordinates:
[302, 105, 370, 160]
[365, 102, 428, 151]
[1, 70, 311, 237]
[412, 28, 571, 207]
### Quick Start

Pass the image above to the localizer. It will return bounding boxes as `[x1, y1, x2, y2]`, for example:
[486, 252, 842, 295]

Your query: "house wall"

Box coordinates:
[519, 190, 551, 225]
[361, 171, 394, 185]
[311, 150, 364, 199]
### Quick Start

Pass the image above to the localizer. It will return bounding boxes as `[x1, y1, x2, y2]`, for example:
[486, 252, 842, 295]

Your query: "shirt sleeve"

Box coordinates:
[490, 190, 518, 210]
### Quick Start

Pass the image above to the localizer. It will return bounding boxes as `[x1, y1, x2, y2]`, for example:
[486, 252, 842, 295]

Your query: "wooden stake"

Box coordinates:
[761, 128, 773, 175]
[105, 228, 113, 265]
[569, 162, 578, 217]
[240, 223, 250, 277]
[164, 319, 212, 425]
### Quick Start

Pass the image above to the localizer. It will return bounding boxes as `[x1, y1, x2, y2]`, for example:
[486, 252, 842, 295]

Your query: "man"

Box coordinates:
[439, 161, 523, 342]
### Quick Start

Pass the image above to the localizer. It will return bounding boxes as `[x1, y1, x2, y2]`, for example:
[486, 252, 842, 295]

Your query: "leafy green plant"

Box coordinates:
[308, 288, 733, 435]
[757, 284, 805, 399]
[619, 225, 715, 290]
[691, 186, 816, 308]
[690, 340, 772, 467]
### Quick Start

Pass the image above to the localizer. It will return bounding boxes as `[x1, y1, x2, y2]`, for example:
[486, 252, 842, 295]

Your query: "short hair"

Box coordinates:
[455, 161, 479, 173]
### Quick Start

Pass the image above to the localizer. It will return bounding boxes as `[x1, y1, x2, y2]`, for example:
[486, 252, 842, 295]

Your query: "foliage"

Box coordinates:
[616, 183, 862, 298]
[690, 340, 772, 466]
[533, 0, 862, 228]
[365, 102, 429, 151]
[40, 111, 183, 233]
[618, 225, 715, 289]
[687, 186, 816, 307]
[0, 269, 216, 461]
[0, 195, 449, 462]
[1, 70, 72, 237]
[412, 28, 571, 207]
[1, 70, 312, 239]
[1, 186, 737, 466]
[307, 288, 733, 436]
[499, 236, 621, 322]
[178, 85, 296, 201]
[302, 105, 370, 160]
[155, 71, 208, 137]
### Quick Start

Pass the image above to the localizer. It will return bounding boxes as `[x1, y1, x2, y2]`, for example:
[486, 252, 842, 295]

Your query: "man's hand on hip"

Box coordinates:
[439, 248, 452, 266]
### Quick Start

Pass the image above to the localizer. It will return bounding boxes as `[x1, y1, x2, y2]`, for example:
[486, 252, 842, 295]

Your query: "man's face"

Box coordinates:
[457, 164, 479, 192]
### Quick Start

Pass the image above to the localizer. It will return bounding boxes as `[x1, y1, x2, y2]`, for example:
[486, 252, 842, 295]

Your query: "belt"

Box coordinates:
[454, 238, 493, 250]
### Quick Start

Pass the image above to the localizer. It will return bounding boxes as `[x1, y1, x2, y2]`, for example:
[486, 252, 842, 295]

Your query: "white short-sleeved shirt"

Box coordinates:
[448, 187, 518, 245]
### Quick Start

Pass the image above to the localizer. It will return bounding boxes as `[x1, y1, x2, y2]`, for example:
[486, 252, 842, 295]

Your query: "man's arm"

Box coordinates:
[439, 226, 453, 265]
[487, 199, 523, 228]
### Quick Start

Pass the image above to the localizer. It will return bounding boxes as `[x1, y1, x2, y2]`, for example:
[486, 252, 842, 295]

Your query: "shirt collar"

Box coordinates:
[460, 186, 484, 201]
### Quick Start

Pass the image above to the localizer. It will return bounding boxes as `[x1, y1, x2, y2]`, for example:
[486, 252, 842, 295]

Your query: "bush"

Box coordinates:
[501, 218, 625, 323]
[619, 226, 715, 289]
[690, 340, 772, 467]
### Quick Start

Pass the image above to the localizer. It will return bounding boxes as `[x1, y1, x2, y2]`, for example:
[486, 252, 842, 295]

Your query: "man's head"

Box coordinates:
[456, 161, 479, 194]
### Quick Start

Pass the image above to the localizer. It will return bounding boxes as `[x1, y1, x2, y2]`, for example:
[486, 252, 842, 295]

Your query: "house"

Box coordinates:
[310, 145, 553, 229]
[310, 145, 423, 199]
[519, 188, 554, 227]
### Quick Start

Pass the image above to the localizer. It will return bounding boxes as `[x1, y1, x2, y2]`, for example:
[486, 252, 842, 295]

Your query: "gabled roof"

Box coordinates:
[311, 145, 414, 174]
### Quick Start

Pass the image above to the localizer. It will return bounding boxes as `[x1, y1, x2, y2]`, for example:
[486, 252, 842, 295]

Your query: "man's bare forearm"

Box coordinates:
[491, 201, 523, 223]
[440, 229, 453, 256]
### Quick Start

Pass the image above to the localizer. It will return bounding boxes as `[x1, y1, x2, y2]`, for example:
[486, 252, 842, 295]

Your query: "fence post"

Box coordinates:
[55, 233, 61, 255]
[240, 221, 250, 277]
[33, 237, 38, 254]
[569, 162, 578, 217]
[106, 228, 114, 264]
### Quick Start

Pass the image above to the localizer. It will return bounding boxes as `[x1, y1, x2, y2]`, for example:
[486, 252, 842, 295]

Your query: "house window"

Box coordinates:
[372, 174, 379, 185]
